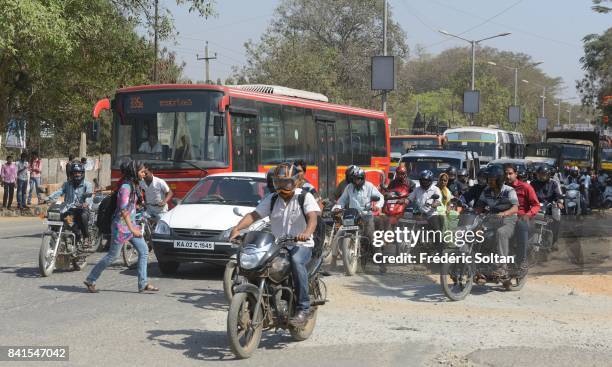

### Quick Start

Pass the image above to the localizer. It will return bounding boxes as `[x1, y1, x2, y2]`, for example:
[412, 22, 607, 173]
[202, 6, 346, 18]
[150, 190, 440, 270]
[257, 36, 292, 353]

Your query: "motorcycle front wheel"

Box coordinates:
[341, 237, 359, 276]
[223, 260, 245, 303]
[440, 251, 473, 301]
[38, 234, 57, 277]
[227, 292, 264, 359]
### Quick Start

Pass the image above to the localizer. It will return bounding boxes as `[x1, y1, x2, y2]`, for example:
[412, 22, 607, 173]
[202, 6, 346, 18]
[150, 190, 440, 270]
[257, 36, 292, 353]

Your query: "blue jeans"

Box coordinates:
[28, 176, 41, 204]
[289, 245, 312, 312]
[16, 179, 28, 208]
[86, 235, 149, 291]
[515, 218, 530, 265]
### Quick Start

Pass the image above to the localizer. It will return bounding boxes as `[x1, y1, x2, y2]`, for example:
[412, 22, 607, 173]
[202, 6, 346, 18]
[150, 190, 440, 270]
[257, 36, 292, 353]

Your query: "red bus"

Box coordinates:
[93, 84, 390, 199]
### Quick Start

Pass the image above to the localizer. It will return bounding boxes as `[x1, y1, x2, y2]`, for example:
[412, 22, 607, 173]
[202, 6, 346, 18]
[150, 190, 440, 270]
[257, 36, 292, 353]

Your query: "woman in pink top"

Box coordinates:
[1, 155, 17, 209]
[28, 151, 42, 205]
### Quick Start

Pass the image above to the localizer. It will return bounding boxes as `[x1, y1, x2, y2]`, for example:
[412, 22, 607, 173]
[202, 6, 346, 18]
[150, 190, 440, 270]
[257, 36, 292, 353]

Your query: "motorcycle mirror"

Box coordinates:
[431, 194, 440, 200]
[233, 207, 245, 217]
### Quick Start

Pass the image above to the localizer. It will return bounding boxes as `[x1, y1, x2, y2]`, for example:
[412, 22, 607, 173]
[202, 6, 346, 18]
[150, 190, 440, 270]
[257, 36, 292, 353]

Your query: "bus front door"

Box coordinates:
[316, 120, 337, 199]
[231, 114, 258, 172]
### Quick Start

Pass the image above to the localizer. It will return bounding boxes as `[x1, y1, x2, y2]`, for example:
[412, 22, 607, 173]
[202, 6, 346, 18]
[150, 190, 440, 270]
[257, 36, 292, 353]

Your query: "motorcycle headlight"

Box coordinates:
[567, 191, 578, 199]
[154, 220, 171, 235]
[343, 218, 355, 226]
[240, 246, 266, 270]
[48, 211, 61, 221]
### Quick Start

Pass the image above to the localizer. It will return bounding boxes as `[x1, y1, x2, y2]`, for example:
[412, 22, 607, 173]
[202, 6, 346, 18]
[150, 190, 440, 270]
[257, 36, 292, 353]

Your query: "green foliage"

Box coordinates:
[577, 28, 612, 109]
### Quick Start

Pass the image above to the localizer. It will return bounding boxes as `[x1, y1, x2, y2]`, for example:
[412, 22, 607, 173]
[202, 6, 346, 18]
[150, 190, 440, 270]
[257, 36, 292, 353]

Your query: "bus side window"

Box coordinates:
[336, 116, 352, 165]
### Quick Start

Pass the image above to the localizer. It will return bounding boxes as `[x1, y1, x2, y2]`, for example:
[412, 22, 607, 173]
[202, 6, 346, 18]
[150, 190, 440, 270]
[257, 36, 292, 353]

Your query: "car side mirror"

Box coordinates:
[171, 198, 181, 206]
[233, 207, 245, 217]
[213, 115, 224, 136]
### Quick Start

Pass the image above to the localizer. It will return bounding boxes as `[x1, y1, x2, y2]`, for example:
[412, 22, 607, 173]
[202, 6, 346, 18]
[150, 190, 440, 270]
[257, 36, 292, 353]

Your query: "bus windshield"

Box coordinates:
[401, 157, 461, 180]
[112, 90, 228, 170]
[560, 144, 591, 161]
[602, 148, 612, 162]
[446, 141, 496, 158]
[391, 137, 439, 153]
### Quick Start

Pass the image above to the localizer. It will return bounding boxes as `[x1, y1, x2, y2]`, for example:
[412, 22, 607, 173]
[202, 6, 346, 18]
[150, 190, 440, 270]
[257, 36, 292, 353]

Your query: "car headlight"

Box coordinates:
[240, 246, 265, 270]
[220, 227, 233, 241]
[154, 220, 171, 235]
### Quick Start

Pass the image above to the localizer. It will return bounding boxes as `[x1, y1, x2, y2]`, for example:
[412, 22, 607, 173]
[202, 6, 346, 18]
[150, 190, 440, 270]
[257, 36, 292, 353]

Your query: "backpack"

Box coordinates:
[96, 190, 118, 234]
[270, 191, 326, 258]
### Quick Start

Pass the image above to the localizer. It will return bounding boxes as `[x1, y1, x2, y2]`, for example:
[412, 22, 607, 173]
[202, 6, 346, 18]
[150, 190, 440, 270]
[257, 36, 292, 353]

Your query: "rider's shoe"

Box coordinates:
[289, 310, 310, 327]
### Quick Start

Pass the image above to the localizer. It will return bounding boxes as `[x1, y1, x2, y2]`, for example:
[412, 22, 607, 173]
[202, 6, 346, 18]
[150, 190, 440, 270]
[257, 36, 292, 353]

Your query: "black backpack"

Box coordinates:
[270, 191, 326, 258]
[96, 190, 118, 234]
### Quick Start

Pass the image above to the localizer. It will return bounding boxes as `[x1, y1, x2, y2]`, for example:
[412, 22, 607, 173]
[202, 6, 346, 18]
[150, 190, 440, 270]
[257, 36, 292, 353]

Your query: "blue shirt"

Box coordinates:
[49, 180, 93, 205]
[334, 181, 384, 213]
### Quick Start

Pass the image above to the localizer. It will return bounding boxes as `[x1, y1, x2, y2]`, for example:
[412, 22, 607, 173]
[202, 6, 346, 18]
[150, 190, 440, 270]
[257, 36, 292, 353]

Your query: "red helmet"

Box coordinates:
[396, 166, 408, 179]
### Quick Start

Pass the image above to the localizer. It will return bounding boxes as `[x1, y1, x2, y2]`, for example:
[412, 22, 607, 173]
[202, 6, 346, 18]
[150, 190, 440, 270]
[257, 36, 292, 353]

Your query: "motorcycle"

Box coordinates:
[439, 201, 535, 301]
[529, 202, 557, 262]
[603, 179, 612, 209]
[39, 195, 98, 277]
[563, 182, 581, 217]
[121, 208, 154, 269]
[382, 186, 411, 256]
[226, 232, 327, 359]
[337, 196, 380, 275]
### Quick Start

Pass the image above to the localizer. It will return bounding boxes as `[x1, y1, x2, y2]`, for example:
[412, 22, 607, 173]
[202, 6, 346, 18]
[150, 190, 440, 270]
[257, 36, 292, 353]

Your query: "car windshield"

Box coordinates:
[446, 141, 496, 158]
[560, 144, 591, 160]
[182, 176, 269, 206]
[391, 137, 438, 153]
[401, 157, 461, 180]
[111, 90, 228, 170]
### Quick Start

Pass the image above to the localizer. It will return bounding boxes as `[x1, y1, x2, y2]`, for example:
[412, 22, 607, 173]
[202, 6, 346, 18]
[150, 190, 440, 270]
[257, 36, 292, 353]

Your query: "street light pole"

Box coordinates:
[556, 99, 561, 126]
[488, 61, 542, 107]
[382, 0, 388, 112]
[471, 41, 476, 90]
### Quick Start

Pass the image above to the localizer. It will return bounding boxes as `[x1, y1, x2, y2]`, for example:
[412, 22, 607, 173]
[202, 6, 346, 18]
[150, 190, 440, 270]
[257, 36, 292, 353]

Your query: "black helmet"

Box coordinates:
[120, 160, 144, 182]
[486, 165, 505, 188]
[352, 167, 366, 189]
[458, 168, 468, 177]
[419, 170, 434, 189]
[476, 168, 488, 186]
[345, 165, 358, 181]
[517, 167, 528, 181]
[446, 166, 458, 179]
[535, 165, 551, 181]
[266, 167, 276, 193]
[70, 162, 85, 185]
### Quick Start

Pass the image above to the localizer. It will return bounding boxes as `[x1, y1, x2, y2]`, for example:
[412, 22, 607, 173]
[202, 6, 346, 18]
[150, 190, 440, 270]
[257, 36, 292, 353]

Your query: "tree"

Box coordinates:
[592, 0, 612, 13]
[577, 29, 612, 108]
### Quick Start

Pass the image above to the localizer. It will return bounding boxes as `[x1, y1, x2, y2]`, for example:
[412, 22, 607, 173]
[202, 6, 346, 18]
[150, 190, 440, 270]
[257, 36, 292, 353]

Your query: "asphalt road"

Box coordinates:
[1, 215, 611, 367]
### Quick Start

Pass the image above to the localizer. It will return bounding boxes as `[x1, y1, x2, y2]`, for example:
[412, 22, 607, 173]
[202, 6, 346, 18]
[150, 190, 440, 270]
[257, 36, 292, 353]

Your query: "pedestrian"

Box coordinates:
[66, 154, 75, 180]
[16, 152, 29, 209]
[1, 156, 17, 209]
[84, 160, 159, 293]
[28, 151, 42, 206]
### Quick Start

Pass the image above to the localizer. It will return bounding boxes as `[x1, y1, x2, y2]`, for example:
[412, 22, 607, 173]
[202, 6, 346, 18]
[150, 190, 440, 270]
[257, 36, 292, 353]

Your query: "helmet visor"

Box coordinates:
[273, 177, 296, 191]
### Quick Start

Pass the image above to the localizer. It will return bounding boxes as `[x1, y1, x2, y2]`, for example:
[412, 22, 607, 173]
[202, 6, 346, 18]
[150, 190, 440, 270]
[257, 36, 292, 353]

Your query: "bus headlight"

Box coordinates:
[154, 220, 171, 235]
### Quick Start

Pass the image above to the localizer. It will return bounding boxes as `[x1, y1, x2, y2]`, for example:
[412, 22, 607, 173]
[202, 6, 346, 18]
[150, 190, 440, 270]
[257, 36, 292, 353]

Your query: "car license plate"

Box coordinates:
[173, 240, 215, 250]
[342, 225, 359, 231]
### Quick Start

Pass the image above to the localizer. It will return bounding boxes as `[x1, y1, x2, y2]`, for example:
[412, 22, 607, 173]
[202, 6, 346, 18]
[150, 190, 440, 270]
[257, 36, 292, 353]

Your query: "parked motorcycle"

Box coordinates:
[39, 195, 98, 277]
[226, 232, 327, 359]
[439, 201, 535, 301]
[336, 196, 380, 275]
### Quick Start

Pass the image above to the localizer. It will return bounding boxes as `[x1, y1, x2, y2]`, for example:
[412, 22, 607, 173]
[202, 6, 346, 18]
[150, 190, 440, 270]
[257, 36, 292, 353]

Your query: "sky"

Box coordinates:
[162, 0, 610, 100]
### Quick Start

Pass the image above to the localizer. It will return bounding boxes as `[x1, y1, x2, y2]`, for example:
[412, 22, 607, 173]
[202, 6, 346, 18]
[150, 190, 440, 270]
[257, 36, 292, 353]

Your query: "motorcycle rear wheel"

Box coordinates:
[503, 274, 527, 291]
[289, 308, 318, 341]
[341, 237, 359, 276]
[227, 292, 263, 359]
[440, 251, 473, 301]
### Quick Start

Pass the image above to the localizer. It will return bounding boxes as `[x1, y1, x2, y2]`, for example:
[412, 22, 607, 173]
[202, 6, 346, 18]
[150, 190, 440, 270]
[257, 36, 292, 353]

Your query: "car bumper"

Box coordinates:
[152, 237, 237, 265]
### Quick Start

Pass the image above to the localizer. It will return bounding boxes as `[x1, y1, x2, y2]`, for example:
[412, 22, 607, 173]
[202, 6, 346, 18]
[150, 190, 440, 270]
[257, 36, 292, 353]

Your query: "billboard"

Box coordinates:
[5, 118, 27, 149]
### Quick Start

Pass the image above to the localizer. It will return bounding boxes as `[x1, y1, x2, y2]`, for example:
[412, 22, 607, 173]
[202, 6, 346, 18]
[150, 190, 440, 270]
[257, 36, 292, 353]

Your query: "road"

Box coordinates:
[0, 215, 611, 367]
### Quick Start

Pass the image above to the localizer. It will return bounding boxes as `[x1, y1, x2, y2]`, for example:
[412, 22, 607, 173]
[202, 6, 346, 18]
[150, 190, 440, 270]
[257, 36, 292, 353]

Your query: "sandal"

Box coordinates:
[139, 284, 159, 293]
[83, 281, 98, 293]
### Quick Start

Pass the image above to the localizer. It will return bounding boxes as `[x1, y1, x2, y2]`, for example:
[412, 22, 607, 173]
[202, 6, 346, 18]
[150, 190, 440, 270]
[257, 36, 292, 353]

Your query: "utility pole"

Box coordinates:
[153, 0, 159, 83]
[197, 41, 217, 83]
[381, 0, 388, 112]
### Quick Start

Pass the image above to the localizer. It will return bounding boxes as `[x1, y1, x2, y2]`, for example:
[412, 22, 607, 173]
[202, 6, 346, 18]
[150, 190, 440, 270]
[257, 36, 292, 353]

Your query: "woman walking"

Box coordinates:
[84, 160, 158, 293]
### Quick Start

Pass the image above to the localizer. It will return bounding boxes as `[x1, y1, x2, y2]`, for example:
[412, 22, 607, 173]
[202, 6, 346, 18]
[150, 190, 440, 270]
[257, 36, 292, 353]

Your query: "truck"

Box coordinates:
[546, 125, 600, 170]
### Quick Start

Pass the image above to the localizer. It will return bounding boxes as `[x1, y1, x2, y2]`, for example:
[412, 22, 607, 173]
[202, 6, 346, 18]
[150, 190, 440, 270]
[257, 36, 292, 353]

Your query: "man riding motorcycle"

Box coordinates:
[564, 166, 587, 214]
[387, 165, 411, 193]
[334, 165, 358, 201]
[530, 165, 563, 243]
[474, 165, 519, 278]
[47, 162, 94, 245]
[460, 169, 488, 208]
[230, 162, 320, 326]
[504, 163, 540, 273]
[407, 170, 444, 249]
[446, 167, 461, 197]
[333, 167, 386, 272]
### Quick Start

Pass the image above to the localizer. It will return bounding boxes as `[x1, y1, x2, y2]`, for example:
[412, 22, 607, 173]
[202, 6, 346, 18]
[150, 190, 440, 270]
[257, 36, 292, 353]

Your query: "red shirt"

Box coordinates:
[510, 179, 540, 217]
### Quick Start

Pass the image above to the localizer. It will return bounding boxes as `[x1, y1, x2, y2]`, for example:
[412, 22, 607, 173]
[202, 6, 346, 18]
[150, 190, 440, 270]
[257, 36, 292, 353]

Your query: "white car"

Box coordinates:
[152, 172, 269, 275]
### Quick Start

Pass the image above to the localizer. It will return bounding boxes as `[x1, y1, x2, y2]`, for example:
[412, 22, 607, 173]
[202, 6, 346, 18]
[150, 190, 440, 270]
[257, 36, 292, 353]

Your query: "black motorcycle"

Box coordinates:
[440, 201, 536, 301]
[227, 232, 327, 359]
[337, 196, 380, 275]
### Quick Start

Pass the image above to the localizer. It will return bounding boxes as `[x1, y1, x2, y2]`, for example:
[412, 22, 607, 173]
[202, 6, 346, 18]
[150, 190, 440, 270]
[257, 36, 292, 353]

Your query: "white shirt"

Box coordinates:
[333, 181, 384, 213]
[255, 188, 321, 247]
[138, 141, 162, 153]
[16, 160, 29, 181]
[408, 184, 443, 217]
[140, 176, 170, 211]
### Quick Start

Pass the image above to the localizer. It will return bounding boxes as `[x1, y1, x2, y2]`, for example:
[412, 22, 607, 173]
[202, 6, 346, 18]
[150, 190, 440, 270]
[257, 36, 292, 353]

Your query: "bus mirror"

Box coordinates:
[92, 98, 110, 119]
[213, 115, 224, 136]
